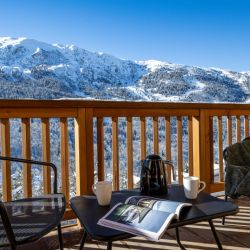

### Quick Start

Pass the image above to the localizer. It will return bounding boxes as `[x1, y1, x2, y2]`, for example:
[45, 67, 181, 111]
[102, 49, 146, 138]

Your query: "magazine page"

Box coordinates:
[98, 203, 176, 241]
[125, 196, 191, 219]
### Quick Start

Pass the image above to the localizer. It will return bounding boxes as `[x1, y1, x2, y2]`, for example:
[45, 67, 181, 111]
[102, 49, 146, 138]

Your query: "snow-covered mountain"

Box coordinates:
[0, 36, 250, 102]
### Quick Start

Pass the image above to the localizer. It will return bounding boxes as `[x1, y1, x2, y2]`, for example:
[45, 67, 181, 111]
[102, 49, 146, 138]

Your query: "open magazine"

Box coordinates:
[98, 196, 191, 241]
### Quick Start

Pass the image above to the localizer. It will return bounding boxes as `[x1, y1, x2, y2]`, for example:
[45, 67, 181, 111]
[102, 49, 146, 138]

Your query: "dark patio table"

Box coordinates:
[70, 185, 238, 250]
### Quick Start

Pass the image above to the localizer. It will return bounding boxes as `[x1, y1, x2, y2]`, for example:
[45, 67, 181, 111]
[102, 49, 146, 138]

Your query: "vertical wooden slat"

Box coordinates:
[192, 116, 200, 178]
[217, 116, 224, 182]
[97, 117, 104, 181]
[85, 109, 94, 193]
[188, 116, 193, 176]
[236, 115, 241, 142]
[244, 115, 249, 138]
[41, 118, 51, 194]
[22, 118, 32, 198]
[1, 119, 11, 201]
[209, 116, 215, 183]
[165, 116, 172, 183]
[227, 116, 232, 146]
[60, 117, 69, 201]
[127, 117, 133, 189]
[140, 117, 146, 159]
[177, 116, 183, 184]
[153, 117, 159, 154]
[112, 117, 119, 190]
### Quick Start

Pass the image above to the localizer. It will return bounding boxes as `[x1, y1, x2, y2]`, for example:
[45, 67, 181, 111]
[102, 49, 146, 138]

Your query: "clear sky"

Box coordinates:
[1, 0, 250, 71]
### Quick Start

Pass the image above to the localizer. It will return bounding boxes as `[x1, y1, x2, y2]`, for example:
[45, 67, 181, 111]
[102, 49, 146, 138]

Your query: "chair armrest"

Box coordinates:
[0, 156, 58, 194]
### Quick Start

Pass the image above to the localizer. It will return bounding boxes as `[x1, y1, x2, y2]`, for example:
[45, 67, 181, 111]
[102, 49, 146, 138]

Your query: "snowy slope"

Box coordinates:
[0, 36, 250, 102]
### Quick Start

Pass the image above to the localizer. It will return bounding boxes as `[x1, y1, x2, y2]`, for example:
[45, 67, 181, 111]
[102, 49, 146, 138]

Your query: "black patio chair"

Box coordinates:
[0, 156, 66, 250]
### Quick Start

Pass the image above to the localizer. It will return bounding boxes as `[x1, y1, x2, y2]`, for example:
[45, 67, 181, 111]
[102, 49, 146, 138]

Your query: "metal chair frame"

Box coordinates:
[0, 156, 65, 250]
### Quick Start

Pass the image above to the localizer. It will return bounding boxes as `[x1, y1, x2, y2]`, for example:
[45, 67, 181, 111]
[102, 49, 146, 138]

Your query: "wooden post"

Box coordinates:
[165, 116, 172, 183]
[41, 118, 51, 194]
[244, 115, 249, 138]
[193, 110, 214, 192]
[140, 117, 146, 159]
[188, 116, 193, 176]
[227, 116, 232, 146]
[97, 117, 104, 181]
[85, 108, 94, 194]
[112, 117, 119, 190]
[177, 116, 183, 184]
[217, 116, 224, 182]
[1, 119, 11, 201]
[127, 117, 133, 189]
[153, 117, 159, 154]
[75, 108, 94, 195]
[236, 115, 241, 142]
[60, 117, 69, 201]
[192, 116, 200, 178]
[22, 118, 32, 198]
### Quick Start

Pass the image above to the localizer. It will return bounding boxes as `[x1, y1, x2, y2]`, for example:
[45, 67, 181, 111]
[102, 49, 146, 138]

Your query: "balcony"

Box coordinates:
[0, 99, 250, 249]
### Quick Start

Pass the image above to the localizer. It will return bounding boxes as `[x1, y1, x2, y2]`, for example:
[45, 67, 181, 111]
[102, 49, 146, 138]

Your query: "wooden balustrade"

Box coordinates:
[0, 100, 250, 219]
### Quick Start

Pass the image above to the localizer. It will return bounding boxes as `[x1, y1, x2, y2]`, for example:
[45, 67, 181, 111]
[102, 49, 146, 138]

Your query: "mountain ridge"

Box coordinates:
[0, 36, 249, 102]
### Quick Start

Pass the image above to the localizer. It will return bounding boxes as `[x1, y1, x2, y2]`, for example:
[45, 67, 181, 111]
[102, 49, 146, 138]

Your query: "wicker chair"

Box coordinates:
[0, 156, 66, 250]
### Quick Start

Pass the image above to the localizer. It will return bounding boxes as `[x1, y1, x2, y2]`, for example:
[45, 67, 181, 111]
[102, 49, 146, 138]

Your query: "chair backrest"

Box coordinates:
[0, 201, 16, 246]
[223, 139, 250, 166]
[0, 156, 58, 194]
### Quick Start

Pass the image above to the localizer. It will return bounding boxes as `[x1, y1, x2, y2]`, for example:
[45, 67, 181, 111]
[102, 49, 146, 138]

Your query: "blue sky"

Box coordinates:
[1, 0, 250, 71]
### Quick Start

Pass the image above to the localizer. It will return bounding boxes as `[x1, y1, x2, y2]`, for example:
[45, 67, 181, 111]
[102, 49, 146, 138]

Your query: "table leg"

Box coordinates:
[107, 241, 112, 250]
[208, 219, 223, 250]
[222, 195, 228, 225]
[79, 230, 87, 250]
[175, 227, 186, 250]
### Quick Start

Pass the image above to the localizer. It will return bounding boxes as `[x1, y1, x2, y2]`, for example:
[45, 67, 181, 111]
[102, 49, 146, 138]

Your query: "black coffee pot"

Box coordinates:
[140, 154, 176, 195]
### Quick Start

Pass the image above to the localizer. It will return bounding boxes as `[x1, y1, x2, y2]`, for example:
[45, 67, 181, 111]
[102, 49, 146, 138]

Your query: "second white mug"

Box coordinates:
[183, 176, 206, 199]
[92, 181, 112, 206]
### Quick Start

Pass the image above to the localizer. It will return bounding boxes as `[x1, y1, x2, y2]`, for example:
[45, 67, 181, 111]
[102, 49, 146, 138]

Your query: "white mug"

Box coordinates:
[92, 181, 112, 206]
[183, 176, 206, 199]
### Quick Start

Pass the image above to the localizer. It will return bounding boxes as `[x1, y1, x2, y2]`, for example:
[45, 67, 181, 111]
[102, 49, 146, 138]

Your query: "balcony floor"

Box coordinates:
[18, 195, 250, 250]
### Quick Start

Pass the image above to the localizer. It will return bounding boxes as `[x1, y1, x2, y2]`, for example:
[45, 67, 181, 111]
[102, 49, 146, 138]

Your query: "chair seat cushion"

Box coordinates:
[0, 193, 65, 246]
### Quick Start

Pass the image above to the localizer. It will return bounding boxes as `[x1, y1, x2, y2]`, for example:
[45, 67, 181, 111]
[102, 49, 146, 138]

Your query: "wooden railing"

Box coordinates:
[1, 100, 250, 218]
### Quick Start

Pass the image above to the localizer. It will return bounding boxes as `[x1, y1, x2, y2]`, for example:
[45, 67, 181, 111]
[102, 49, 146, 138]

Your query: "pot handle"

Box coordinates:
[163, 160, 176, 181]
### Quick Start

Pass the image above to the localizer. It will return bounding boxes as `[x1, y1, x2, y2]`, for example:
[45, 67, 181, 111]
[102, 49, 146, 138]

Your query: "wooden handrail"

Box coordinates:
[0, 99, 250, 109]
